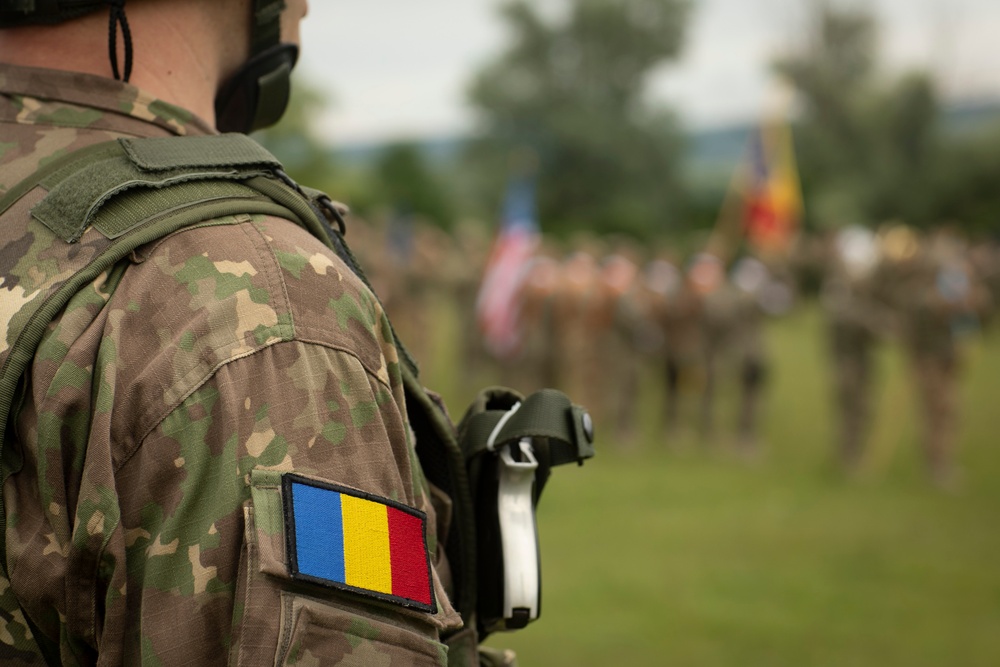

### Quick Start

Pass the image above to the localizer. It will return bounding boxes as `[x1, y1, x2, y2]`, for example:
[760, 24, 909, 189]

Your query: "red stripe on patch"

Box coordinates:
[387, 507, 431, 605]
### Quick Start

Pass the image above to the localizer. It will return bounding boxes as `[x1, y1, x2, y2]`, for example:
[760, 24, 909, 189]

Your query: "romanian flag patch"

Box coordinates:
[282, 474, 436, 612]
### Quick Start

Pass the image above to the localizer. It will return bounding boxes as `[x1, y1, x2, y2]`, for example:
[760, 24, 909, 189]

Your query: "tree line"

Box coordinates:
[260, 1, 1000, 241]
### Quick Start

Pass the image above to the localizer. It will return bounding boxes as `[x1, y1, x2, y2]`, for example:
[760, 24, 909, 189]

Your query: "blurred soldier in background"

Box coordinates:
[552, 248, 603, 416]
[505, 246, 561, 392]
[822, 226, 885, 471]
[730, 256, 776, 453]
[450, 221, 493, 392]
[689, 253, 732, 444]
[969, 239, 1000, 331]
[875, 226, 987, 486]
[594, 242, 646, 446]
[691, 253, 771, 453]
[647, 253, 703, 438]
[391, 220, 452, 371]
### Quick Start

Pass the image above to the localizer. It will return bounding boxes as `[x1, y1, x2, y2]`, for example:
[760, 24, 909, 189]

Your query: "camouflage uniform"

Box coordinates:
[821, 260, 883, 471]
[728, 259, 774, 452]
[645, 260, 702, 437]
[508, 254, 560, 394]
[0, 65, 463, 664]
[873, 230, 984, 485]
[449, 223, 491, 395]
[698, 275, 765, 450]
[551, 252, 602, 419]
[593, 253, 644, 447]
[969, 241, 1000, 330]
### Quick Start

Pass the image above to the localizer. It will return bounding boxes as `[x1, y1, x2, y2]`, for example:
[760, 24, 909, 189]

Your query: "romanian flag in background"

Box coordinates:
[475, 174, 540, 359]
[284, 475, 435, 611]
[741, 121, 803, 255]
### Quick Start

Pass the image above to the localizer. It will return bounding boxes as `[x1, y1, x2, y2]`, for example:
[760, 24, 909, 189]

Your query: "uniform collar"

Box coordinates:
[0, 63, 216, 136]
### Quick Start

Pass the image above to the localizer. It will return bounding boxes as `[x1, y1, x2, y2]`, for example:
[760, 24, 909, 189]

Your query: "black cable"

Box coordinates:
[108, 0, 133, 82]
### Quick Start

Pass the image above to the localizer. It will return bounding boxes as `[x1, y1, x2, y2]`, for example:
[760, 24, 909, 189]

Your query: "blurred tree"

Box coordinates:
[372, 142, 455, 229]
[774, 4, 883, 228]
[465, 0, 692, 238]
[254, 75, 338, 191]
[868, 73, 941, 225]
[775, 4, 1000, 233]
[929, 123, 1000, 235]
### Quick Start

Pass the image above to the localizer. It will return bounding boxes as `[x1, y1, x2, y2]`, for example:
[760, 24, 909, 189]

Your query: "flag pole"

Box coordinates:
[706, 148, 748, 263]
[708, 79, 801, 262]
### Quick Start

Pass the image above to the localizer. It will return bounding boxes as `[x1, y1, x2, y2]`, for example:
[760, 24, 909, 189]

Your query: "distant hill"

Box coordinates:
[330, 99, 1000, 181]
[942, 98, 1000, 134]
[680, 98, 1000, 181]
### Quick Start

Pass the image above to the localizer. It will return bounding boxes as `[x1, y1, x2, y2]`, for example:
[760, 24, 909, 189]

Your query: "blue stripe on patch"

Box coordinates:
[290, 481, 345, 584]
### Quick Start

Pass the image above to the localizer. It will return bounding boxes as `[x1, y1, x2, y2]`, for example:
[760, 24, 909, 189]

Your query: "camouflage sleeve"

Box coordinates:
[123, 339, 457, 666]
[121, 216, 462, 665]
[7, 214, 461, 665]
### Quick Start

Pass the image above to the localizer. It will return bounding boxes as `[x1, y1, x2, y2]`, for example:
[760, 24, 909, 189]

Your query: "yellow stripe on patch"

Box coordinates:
[341, 494, 392, 595]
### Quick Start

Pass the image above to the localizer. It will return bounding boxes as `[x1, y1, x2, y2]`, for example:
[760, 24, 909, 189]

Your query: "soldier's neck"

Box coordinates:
[0, 5, 236, 130]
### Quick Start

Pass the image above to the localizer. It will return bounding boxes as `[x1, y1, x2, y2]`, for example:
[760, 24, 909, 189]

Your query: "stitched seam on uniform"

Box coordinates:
[130, 217, 246, 262]
[119, 340, 382, 473]
[275, 592, 296, 665]
[293, 330, 396, 393]
[1, 95, 157, 132]
[118, 342, 281, 473]
[244, 217, 296, 341]
[234, 217, 295, 342]
[0, 65, 212, 134]
[249, 217, 392, 392]
[83, 516, 114, 653]
[0, 69, 150, 115]
[237, 507, 258, 667]
[115, 216, 291, 462]
[6, 112, 121, 130]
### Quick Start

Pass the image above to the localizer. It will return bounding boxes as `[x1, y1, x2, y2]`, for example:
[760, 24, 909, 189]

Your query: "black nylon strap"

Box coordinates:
[251, 0, 285, 56]
[460, 389, 595, 467]
[107, 0, 132, 82]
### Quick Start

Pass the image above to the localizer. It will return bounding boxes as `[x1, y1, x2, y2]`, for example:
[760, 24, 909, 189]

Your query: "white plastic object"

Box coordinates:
[497, 438, 540, 624]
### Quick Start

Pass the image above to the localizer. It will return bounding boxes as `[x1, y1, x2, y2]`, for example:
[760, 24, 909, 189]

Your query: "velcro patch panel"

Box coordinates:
[282, 474, 436, 613]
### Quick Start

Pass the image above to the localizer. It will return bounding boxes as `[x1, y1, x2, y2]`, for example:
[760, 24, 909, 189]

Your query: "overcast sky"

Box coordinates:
[298, 0, 1000, 144]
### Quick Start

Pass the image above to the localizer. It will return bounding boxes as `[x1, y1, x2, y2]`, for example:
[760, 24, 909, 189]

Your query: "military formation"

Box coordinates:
[354, 217, 995, 487]
[820, 225, 993, 486]
[354, 221, 791, 457]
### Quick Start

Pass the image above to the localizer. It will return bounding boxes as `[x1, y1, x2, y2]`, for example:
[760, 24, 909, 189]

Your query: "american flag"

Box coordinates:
[475, 176, 540, 359]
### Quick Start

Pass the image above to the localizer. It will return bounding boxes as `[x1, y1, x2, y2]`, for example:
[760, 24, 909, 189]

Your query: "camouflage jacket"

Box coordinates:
[0, 64, 463, 665]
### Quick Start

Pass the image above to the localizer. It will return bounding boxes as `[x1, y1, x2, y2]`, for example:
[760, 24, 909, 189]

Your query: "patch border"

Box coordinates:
[281, 473, 437, 614]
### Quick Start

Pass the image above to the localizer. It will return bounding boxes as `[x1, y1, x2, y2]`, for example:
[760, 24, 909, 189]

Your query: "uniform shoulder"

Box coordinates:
[107, 213, 398, 444]
[255, 214, 397, 378]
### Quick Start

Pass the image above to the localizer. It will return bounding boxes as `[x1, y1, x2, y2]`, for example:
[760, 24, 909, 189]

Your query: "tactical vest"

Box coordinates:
[0, 134, 594, 665]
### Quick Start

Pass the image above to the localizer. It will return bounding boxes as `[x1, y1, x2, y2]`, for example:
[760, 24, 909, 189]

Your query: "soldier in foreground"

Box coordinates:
[0, 1, 473, 664]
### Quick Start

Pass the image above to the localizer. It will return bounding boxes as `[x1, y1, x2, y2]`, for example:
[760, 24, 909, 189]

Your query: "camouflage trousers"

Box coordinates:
[911, 352, 959, 483]
[832, 348, 873, 470]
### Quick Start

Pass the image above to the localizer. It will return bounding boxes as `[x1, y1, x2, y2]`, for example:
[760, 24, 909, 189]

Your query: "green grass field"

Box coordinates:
[421, 304, 1000, 666]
